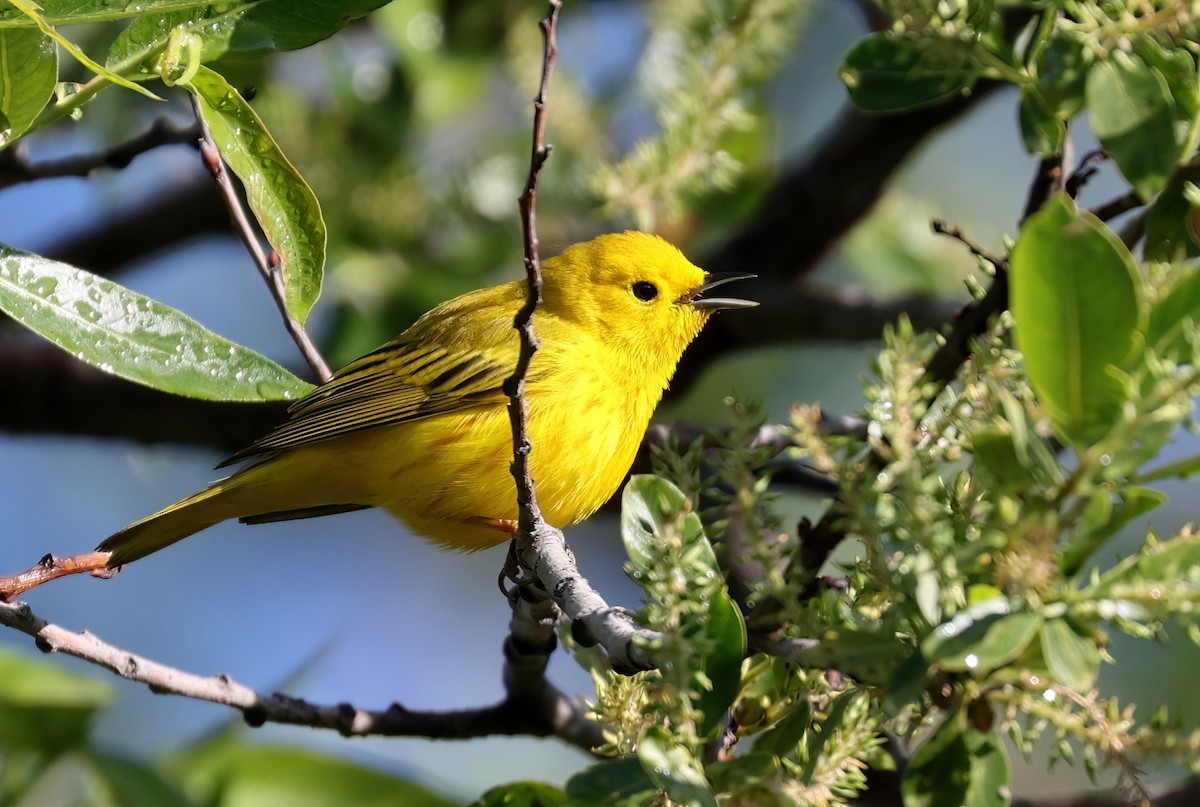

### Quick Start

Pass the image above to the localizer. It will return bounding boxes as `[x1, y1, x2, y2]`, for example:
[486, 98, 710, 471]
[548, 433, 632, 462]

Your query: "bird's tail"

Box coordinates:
[97, 477, 253, 567]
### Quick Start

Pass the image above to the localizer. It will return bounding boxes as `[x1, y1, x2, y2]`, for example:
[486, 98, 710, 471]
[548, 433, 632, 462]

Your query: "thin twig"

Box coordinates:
[0, 117, 200, 190]
[187, 94, 332, 383]
[1089, 190, 1144, 223]
[0, 599, 602, 751]
[930, 219, 1005, 267]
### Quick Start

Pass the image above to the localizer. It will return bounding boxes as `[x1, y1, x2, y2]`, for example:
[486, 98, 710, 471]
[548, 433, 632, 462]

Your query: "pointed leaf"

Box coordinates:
[1009, 194, 1142, 446]
[0, 244, 313, 401]
[186, 66, 325, 324]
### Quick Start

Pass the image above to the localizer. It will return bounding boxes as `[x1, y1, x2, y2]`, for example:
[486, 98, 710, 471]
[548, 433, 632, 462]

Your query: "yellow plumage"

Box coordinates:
[98, 232, 754, 566]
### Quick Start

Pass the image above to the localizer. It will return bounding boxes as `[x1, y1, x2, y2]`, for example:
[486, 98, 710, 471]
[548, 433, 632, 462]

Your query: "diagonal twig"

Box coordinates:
[187, 94, 332, 383]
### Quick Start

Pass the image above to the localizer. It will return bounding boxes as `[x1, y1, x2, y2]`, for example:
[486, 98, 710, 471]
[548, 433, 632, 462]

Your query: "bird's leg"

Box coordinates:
[0, 551, 117, 602]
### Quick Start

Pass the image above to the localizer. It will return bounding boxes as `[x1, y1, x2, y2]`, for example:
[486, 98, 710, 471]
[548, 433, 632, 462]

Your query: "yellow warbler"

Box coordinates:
[98, 232, 754, 566]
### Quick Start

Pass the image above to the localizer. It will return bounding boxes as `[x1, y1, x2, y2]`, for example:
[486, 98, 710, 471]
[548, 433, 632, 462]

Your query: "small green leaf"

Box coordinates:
[1009, 194, 1142, 446]
[840, 32, 978, 112]
[922, 602, 1042, 675]
[0, 27, 56, 144]
[1041, 616, 1100, 691]
[620, 476, 746, 739]
[1018, 87, 1065, 156]
[1086, 49, 1181, 199]
[0, 244, 314, 401]
[750, 699, 813, 757]
[637, 727, 718, 807]
[1061, 486, 1165, 577]
[186, 66, 325, 325]
[472, 781, 567, 807]
[565, 759, 658, 807]
[697, 589, 747, 739]
[0, 650, 111, 754]
[902, 712, 1011, 807]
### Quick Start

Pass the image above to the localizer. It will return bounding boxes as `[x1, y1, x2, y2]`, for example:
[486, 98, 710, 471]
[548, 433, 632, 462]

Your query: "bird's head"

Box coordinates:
[541, 231, 756, 365]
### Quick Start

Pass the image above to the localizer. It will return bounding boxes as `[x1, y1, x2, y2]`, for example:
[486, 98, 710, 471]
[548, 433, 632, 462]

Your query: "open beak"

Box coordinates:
[686, 271, 758, 311]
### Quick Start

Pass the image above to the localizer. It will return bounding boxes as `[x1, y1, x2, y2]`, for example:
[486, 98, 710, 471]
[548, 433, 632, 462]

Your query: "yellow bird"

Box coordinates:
[98, 232, 755, 566]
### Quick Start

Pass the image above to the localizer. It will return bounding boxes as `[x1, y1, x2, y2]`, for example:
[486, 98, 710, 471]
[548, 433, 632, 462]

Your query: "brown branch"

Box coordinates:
[0, 597, 603, 750]
[187, 94, 332, 384]
[0, 117, 200, 189]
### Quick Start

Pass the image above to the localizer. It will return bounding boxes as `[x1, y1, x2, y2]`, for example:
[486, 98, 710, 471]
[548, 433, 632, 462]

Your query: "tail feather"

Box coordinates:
[98, 481, 247, 567]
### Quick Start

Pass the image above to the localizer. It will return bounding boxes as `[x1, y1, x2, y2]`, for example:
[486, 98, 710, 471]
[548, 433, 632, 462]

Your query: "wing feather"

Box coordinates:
[220, 343, 514, 467]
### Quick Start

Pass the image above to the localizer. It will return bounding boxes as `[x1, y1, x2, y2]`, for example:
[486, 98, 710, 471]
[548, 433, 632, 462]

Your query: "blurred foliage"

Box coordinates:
[4, 0, 1200, 806]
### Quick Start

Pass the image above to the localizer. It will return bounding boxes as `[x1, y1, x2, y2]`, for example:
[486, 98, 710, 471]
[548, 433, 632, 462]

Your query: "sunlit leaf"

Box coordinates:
[0, 244, 314, 401]
[186, 66, 325, 324]
[4, 0, 159, 99]
[1061, 486, 1165, 577]
[106, 0, 391, 76]
[472, 781, 567, 807]
[564, 759, 658, 807]
[0, 27, 56, 144]
[922, 602, 1042, 675]
[1009, 194, 1142, 446]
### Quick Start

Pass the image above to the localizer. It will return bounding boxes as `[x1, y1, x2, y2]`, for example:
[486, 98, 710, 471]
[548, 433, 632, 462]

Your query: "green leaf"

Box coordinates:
[1144, 173, 1200, 263]
[186, 66, 325, 325]
[106, 0, 391, 76]
[1091, 532, 1200, 597]
[1061, 486, 1165, 577]
[0, 1, 220, 27]
[922, 601, 1042, 675]
[1034, 35, 1089, 119]
[0, 650, 111, 755]
[0, 244, 314, 401]
[1147, 260, 1200, 358]
[1134, 38, 1200, 155]
[472, 781, 567, 807]
[840, 32, 978, 112]
[1136, 454, 1200, 484]
[5, 0, 159, 99]
[750, 699, 813, 757]
[174, 743, 455, 807]
[88, 753, 192, 807]
[902, 712, 1011, 807]
[1009, 194, 1142, 446]
[637, 727, 718, 807]
[697, 587, 746, 739]
[1018, 87, 1064, 156]
[1040, 616, 1100, 691]
[0, 27, 56, 145]
[565, 759, 659, 807]
[620, 476, 747, 739]
[1086, 49, 1180, 199]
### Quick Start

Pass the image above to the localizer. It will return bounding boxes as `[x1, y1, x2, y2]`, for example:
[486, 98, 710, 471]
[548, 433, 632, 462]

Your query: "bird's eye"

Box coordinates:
[632, 281, 659, 301]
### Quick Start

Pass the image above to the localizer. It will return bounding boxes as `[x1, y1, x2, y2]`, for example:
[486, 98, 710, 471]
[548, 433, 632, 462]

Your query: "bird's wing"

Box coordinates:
[218, 339, 518, 467]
